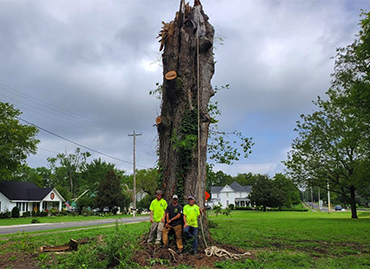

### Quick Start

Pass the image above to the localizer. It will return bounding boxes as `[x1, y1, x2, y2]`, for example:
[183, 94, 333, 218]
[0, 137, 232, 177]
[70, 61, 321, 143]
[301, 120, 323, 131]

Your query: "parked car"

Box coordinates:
[334, 205, 342, 211]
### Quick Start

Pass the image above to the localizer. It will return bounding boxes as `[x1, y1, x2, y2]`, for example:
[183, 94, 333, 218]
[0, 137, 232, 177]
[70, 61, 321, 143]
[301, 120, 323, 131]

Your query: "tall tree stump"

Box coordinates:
[157, 0, 214, 243]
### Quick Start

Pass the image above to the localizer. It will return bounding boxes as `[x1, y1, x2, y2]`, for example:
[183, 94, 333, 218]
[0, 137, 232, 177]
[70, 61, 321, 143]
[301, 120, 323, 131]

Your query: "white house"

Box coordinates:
[0, 181, 65, 216]
[210, 181, 252, 209]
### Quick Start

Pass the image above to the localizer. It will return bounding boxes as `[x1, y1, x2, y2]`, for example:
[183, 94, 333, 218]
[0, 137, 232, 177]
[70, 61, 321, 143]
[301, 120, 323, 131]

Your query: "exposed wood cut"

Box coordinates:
[165, 71, 177, 80]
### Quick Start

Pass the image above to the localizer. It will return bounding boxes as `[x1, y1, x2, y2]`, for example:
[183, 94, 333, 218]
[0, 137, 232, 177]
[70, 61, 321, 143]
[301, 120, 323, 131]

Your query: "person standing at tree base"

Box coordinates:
[162, 194, 183, 253]
[147, 190, 167, 244]
[183, 195, 201, 255]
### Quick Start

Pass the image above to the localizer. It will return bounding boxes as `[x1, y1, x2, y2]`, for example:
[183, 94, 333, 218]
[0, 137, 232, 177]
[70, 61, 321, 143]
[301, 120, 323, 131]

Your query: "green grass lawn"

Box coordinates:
[209, 210, 370, 268]
[1, 210, 369, 268]
[0, 213, 142, 226]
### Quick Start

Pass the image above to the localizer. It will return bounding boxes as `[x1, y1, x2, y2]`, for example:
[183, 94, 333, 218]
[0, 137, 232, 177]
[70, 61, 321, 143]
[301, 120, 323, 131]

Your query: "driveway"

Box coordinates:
[0, 216, 149, 237]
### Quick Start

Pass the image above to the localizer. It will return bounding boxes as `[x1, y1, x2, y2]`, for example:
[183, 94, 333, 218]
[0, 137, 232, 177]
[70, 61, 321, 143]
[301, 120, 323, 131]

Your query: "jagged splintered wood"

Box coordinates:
[156, 0, 214, 244]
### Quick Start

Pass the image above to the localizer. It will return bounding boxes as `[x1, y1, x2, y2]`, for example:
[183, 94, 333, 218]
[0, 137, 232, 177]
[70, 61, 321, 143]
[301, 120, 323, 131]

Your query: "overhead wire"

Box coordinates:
[1, 82, 155, 169]
[16, 116, 149, 169]
[0, 83, 125, 133]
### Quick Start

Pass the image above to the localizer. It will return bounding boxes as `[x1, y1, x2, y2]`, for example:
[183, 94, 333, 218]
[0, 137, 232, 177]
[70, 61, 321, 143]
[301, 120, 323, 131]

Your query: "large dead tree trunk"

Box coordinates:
[156, 0, 214, 244]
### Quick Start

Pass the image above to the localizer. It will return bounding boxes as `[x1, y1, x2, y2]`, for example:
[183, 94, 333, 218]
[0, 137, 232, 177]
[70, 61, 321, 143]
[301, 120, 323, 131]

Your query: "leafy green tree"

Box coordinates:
[285, 11, 370, 218]
[233, 172, 257, 186]
[82, 158, 116, 192]
[95, 170, 126, 212]
[248, 175, 284, 212]
[13, 164, 43, 187]
[273, 173, 301, 208]
[206, 167, 233, 189]
[0, 102, 39, 180]
[131, 168, 158, 196]
[47, 148, 91, 197]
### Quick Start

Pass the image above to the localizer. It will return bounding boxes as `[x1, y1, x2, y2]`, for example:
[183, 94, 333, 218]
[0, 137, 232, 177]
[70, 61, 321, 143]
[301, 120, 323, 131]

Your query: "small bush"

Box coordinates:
[22, 211, 31, 217]
[31, 218, 40, 223]
[228, 204, 235, 210]
[213, 203, 222, 216]
[59, 210, 68, 216]
[0, 210, 11, 219]
[235, 206, 253, 210]
[222, 207, 232, 216]
[11, 207, 20, 218]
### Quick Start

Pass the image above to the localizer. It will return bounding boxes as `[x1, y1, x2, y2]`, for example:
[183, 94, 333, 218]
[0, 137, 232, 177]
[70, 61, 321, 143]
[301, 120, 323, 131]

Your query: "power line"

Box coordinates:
[16, 116, 148, 168]
[0, 82, 125, 133]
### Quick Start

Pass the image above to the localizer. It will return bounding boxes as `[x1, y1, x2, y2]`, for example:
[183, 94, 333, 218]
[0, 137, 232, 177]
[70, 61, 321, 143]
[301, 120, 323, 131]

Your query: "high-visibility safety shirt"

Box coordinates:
[149, 198, 168, 222]
[183, 204, 200, 228]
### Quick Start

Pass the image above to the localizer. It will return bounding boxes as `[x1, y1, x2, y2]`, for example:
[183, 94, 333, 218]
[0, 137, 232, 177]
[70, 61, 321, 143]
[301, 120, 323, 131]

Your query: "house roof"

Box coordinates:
[230, 181, 245, 192]
[211, 186, 223, 194]
[243, 185, 252, 193]
[0, 181, 53, 201]
[211, 181, 252, 194]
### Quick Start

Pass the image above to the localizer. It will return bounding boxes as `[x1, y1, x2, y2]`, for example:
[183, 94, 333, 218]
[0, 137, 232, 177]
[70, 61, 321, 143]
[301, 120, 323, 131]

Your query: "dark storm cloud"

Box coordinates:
[1, 0, 368, 174]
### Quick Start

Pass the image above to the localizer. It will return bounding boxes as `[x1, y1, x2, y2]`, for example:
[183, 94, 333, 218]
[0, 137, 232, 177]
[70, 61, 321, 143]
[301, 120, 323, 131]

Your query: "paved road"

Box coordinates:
[0, 216, 149, 236]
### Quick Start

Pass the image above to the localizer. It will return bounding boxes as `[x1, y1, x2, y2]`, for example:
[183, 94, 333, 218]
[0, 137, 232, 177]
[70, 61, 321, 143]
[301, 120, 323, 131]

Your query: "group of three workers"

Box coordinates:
[147, 190, 201, 255]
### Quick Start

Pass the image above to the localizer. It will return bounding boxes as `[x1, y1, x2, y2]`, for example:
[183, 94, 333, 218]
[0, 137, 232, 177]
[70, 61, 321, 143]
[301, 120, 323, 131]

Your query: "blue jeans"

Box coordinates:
[183, 225, 198, 251]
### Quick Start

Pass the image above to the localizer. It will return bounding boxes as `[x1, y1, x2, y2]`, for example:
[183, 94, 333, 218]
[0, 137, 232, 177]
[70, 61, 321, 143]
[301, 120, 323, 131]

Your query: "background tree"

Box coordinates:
[285, 10, 370, 218]
[248, 175, 284, 212]
[95, 170, 126, 212]
[0, 102, 39, 180]
[81, 158, 117, 193]
[12, 164, 43, 187]
[273, 173, 301, 208]
[47, 148, 91, 197]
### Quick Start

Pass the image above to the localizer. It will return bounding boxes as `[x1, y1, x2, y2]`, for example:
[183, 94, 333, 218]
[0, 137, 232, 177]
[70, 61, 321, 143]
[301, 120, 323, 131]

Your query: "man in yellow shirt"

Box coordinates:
[147, 190, 168, 244]
[183, 195, 201, 254]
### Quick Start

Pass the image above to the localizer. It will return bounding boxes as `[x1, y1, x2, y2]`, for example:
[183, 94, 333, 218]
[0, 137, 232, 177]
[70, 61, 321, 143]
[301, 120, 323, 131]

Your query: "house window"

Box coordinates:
[226, 193, 229, 198]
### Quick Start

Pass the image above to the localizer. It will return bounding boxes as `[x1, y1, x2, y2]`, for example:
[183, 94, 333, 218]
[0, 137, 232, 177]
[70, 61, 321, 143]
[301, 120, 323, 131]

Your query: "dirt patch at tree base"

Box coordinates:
[133, 239, 254, 268]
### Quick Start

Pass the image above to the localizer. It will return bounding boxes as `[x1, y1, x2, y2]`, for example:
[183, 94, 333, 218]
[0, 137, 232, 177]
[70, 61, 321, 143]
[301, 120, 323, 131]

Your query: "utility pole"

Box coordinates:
[128, 130, 142, 217]
[318, 187, 321, 211]
[327, 181, 331, 214]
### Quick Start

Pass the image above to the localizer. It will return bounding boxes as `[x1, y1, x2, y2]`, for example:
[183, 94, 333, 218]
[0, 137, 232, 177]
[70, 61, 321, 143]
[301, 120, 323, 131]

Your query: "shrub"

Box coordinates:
[235, 206, 253, 210]
[22, 211, 31, 217]
[112, 207, 119, 215]
[50, 207, 59, 216]
[59, 210, 68, 216]
[228, 204, 235, 210]
[31, 218, 40, 223]
[11, 206, 20, 218]
[0, 210, 11, 219]
[213, 203, 222, 216]
[222, 207, 232, 216]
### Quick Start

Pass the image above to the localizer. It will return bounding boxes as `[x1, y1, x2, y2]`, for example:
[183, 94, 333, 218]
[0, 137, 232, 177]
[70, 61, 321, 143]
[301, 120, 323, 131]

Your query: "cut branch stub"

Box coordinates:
[165, 70, 177, 80]
[156, 116, 162, 125]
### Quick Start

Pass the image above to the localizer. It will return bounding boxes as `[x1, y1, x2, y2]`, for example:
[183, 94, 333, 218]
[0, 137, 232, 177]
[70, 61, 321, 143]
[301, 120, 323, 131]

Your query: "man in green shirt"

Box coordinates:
[147, 190, 168, 244]
[183, 195, 201, 254]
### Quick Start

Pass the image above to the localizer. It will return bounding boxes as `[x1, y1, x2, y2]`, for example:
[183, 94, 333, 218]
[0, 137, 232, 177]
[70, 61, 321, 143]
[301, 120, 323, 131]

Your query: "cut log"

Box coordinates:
[40, 239, 79, 252]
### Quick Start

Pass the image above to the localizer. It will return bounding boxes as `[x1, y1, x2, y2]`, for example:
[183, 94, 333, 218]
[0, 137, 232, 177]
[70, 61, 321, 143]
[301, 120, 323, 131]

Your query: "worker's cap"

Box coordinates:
[156, 190, 163, 195]
[187, 195, 195, 200]
[172, 194, 178, 199]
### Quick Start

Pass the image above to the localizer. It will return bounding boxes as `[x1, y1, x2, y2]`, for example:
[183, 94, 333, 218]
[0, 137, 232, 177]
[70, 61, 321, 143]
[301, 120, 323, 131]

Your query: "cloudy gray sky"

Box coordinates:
[1, 0, 368, 176]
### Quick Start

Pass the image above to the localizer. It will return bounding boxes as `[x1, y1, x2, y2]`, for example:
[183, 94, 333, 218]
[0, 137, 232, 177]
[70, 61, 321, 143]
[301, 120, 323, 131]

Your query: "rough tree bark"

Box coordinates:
[156, 0, 214, 244]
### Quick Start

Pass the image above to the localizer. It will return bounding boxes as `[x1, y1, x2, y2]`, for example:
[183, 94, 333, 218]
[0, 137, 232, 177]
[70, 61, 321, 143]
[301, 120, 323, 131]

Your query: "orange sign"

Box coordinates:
[205, 191, 210, 201]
